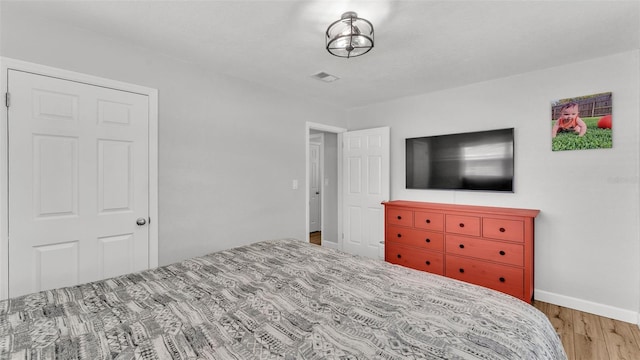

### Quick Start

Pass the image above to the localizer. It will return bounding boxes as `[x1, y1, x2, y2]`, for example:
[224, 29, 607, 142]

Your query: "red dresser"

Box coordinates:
[383, 200, 539, 303]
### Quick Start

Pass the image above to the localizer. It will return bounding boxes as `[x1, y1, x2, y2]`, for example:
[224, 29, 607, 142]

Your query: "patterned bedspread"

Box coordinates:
[0, 239, 566, 359]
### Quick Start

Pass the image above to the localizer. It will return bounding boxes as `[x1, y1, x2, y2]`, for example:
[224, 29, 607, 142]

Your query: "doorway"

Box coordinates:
[305, 122, 346, 250]
[305, 123, 389, 256]
[309, 133, 322, 244]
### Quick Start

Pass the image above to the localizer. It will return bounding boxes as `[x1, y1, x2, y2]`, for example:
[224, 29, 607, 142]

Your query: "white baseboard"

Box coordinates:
[535, 289, 639, 326]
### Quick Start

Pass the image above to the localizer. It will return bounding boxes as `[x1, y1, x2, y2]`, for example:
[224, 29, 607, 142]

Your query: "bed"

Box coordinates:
[0, 238, 566, 359]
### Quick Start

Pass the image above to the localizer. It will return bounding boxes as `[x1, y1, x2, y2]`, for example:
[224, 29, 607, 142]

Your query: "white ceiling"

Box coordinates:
[4, 0, 640, 108]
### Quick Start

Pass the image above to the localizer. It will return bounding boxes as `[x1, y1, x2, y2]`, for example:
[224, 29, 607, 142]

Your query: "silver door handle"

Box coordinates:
[136, 218, 147, 226]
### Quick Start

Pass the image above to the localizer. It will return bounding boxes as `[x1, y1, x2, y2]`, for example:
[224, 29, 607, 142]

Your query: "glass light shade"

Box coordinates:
[326, 12, 374, 58]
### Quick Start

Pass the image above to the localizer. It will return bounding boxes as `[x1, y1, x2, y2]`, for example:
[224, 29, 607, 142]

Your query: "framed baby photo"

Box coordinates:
[551, 92, 612, 151]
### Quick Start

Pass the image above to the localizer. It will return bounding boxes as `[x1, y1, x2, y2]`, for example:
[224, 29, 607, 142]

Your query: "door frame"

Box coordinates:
[305, 122, 346, 250]
[0, 57, 159, 299]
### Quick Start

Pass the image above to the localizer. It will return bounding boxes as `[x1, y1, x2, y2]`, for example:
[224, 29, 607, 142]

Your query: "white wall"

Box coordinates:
[348, 51, 640, 322]
[0, 8, 347, 265]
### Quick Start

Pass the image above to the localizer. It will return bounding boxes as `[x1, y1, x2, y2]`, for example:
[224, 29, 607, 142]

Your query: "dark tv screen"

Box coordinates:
[406, 128, 514, 192]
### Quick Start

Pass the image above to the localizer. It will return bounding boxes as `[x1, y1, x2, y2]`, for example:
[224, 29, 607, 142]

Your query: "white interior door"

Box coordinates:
[309, 140, 321, 233]
[8, 70, 150, 297]
[342, 127, 390, 258]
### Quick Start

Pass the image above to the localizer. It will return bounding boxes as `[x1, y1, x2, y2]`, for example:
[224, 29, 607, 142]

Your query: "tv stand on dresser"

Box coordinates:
[382, 200, 539, 303]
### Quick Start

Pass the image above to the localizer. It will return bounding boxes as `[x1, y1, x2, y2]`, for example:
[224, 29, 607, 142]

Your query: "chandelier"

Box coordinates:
[326, 11, 374, 58]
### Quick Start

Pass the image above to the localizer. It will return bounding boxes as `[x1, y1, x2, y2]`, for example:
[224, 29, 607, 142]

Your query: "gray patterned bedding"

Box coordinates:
[0, 238, 566, 359]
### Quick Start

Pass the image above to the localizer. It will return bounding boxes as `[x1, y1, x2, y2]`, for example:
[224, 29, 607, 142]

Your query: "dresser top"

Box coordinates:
[382, 200, 540, 218]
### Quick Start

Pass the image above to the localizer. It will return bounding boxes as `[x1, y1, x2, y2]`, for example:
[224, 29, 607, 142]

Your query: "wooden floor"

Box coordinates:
[309, 231, 321, 245]
[534, 301, 640, 360]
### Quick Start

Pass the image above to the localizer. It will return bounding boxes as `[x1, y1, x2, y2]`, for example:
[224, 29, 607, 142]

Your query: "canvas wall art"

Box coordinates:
[551, 92, 612, 151]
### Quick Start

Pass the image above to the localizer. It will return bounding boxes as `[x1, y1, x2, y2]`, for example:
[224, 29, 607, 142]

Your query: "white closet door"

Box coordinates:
[342, 127, 390, 259]
[8, 70, 150, 297]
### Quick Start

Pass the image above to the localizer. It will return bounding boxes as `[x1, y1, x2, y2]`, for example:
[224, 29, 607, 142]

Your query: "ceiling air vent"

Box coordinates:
[311, 72, 340, 83]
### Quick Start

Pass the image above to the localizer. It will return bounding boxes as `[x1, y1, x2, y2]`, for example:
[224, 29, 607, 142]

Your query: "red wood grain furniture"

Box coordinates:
[383, 200, 539, 303]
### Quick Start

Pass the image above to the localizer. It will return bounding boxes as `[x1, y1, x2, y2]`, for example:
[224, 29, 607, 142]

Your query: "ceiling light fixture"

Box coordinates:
[326, 11, 374, 58]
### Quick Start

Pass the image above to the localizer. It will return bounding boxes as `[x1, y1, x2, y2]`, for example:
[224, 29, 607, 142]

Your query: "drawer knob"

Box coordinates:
[425, 238, 431, 243]
[459, 223, 465, 228]
[397, 215, 402, 220]
[397, 233, 402, 238]
[499, 250, 506, 256]
[499, 277, 505, 283]
[397, 254, 402, 259]
[425, 260, 431, 265]
[425, 219, 431, 224]
[499, 227, 506, 233]
[459, 244, 465, 249]
[459, 268, 465, 273]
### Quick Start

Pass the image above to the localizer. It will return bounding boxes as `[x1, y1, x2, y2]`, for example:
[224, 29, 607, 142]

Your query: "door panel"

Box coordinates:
[32, 89, 79, 124]
[347, 205, 362, 245]
[367, 155, 382, 194]
[365, 206, 384, 249]
[98, 140, 133, 212]
[8, 70, 150, 297]
[348, 157, 362, 193]
[342, 127, 389, 258]
[34, 241, 79, 290]
[33, 135, 79, 218]
[98, 234, 134, 278]
[98, 99, 132, 126]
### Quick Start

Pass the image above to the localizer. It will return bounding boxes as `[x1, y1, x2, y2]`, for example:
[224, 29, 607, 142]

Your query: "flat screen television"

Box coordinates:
[406, 128, 514, 192]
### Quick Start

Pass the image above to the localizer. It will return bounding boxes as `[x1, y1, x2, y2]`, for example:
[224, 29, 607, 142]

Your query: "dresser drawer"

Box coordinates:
[445, 214, 481, 236]
[445, 255, 524, 299]
[387, 209, 413, 227]
[483, 218, 524, 242]
[445, 235, 524, 266]
[386, 243, 444, 275]
[414, 211, 444, 231]
[386, 226, 444, 251]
